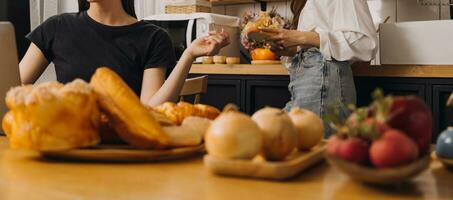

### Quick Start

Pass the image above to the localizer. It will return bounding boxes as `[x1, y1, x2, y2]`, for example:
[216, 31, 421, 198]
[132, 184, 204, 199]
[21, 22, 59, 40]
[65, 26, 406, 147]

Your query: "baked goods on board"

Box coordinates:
[2, 67, 218, 151]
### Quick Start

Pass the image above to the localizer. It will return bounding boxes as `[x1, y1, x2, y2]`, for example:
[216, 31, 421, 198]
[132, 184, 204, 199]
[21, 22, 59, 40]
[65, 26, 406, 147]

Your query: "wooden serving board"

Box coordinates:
[204, 143, 325, 180]
[40, 144, 205, 163]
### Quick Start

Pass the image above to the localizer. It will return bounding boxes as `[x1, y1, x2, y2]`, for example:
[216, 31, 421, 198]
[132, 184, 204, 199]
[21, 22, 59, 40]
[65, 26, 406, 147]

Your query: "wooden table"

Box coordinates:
[0, 137, 452, 200]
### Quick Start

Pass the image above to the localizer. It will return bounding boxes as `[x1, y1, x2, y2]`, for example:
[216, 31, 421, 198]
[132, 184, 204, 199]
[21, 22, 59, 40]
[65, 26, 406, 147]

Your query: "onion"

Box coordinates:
[252, 107, 298, 161]
[289, 108, 324, 150]
[205, 110, 262, 159]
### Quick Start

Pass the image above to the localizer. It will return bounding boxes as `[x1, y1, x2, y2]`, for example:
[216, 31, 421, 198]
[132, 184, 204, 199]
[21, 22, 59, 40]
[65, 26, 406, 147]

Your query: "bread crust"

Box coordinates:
[154, 102, 220, 125]
[90, 67, 169, 149]
[3, 80, 101, 151]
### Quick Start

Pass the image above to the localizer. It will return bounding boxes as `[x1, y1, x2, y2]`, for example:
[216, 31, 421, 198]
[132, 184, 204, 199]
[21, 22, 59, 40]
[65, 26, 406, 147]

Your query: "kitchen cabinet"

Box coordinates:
[189, 75, 290, 112]
[432, 84, 453, 138]
[354, 77, 427, 107]
[191, 78, 243, 111]
[192, 74, 453, 142]
[245, 80, 291, 113]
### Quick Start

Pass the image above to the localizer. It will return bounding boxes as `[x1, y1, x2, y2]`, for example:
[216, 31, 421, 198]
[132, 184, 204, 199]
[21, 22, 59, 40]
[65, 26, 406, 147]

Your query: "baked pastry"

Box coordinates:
[181, 116, 212, 138]
[99, 113, 125, 144]
[194, 104, 221, 120]
[90, 67, 169, 149]
[2, 80, 101, 151]
[154, 101, 220, 125]
[147, 107, 176, 126]
[162, 126, 202, 147]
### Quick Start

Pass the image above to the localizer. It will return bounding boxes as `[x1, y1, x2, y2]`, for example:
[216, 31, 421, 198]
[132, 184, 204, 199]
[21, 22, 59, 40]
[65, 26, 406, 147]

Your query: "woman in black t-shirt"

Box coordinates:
[19, 0, 229, 106]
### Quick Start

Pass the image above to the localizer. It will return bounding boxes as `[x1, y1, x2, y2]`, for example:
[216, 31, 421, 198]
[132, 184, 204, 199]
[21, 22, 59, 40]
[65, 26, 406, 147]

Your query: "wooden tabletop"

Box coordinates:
[190, 64, 453, 78]
[0, 137, 452, 200]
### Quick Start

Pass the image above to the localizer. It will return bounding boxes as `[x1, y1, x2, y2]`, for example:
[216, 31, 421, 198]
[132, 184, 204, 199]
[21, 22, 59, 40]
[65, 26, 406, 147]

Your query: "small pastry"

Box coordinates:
[226, 57, 240, 64]
[213, 56, 227, 64]
[202, 56, 214, 64]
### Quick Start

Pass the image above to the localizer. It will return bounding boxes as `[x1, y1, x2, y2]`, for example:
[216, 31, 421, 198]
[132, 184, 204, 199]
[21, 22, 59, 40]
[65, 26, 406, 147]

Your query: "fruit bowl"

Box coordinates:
[326, 153, 431, 185]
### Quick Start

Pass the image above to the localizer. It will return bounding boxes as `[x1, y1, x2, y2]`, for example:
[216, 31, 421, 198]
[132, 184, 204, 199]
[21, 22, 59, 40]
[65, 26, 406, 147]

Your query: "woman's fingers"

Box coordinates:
[209, 35, 223, 44]
[259, 28, 281, 33]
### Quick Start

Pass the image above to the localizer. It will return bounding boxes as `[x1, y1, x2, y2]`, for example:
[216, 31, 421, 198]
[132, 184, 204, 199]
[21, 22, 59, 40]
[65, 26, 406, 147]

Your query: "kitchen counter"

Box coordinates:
[190, 63, 453, 78]
[0, 137, 452, 200]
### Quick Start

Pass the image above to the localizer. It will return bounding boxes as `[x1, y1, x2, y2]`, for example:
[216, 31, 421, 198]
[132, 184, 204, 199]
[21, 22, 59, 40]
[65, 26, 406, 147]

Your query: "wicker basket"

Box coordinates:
[165, 5, 211, 14]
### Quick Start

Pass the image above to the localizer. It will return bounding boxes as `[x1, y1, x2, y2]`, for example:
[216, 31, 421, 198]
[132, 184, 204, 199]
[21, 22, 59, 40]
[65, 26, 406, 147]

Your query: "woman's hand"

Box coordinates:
[260, 28, 320, 49]
[186, 31, 230, 58]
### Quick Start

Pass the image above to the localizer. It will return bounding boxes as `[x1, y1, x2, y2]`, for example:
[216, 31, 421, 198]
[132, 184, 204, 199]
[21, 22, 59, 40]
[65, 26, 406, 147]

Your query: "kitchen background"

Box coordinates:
[1, 0, 451, 81]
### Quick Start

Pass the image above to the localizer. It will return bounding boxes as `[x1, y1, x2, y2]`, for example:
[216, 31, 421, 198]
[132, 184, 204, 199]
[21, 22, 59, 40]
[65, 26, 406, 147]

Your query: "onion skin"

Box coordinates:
[206, 111, 262, 159]
[252, 107, 298, 161]
[289, 108, 324, 150]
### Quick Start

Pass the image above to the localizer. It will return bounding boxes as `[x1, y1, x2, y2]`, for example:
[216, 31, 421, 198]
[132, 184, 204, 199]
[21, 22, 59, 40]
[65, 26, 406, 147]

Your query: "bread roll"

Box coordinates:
[90, 67, 169, 149]
[181, 116, 212, 138]
[3, 80, 101, 151]
[162, 126, 202, 147]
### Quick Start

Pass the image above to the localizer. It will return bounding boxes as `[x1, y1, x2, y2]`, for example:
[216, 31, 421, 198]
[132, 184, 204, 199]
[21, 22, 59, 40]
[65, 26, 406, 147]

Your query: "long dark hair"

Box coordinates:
[291, 0, 307, 29]
[78, 0, 137, 18]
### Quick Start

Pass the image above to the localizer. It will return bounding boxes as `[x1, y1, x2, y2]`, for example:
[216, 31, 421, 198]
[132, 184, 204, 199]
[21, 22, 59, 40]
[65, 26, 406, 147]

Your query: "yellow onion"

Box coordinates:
[252, 107, 298, 161]
[205, 110, 262, 159]
[289, 108, 324, 150]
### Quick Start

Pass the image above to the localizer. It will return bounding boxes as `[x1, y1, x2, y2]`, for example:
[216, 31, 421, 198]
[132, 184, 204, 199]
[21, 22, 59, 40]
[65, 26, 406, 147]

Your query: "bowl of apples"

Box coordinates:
[325, 89, 432, 185]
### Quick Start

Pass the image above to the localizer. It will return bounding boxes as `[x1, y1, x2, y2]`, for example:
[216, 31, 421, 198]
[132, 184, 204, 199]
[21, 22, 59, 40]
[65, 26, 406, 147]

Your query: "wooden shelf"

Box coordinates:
[210, 0, 287, 6]
[190, 64, 453, 78]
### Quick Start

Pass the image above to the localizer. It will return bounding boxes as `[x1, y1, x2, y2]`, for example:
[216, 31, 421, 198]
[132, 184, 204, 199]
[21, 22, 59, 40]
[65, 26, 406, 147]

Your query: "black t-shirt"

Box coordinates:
[27, 11, 176, 95]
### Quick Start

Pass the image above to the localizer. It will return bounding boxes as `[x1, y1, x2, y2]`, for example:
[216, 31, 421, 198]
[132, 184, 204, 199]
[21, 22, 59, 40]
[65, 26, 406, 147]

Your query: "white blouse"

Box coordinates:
[298, 0, 378, 62]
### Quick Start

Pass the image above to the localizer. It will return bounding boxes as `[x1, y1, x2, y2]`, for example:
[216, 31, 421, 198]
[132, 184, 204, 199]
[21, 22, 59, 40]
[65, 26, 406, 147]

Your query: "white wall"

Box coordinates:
[157, 0, 452, 23]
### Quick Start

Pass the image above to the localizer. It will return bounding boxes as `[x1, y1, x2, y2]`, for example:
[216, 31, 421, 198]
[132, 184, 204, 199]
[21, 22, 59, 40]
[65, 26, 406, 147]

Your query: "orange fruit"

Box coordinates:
[251, 48, 278, 61]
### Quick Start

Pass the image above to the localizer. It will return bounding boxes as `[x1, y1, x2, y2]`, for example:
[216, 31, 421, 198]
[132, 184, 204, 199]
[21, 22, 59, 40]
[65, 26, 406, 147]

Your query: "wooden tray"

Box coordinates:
[204, 143, 326, 180]
[326, 153, 431, 185]
[40, 144, 205, 163]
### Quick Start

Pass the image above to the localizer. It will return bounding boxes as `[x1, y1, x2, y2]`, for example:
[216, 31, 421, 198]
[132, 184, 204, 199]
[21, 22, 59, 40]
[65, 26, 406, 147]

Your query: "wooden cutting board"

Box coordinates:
[204, 143, 325, 181]
[40, 144, 205, 163]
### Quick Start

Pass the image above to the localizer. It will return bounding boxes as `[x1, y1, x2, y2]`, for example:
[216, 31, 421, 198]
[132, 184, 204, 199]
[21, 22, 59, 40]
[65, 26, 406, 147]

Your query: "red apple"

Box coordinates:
[327, 135, 344, 156]
[337, 137, 370, 164]
[388, 96, 432, 154]
[370, 129, 419, 168]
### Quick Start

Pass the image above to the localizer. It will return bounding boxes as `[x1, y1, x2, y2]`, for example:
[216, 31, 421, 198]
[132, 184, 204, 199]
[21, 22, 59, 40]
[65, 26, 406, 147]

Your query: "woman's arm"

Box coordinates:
[140, 50, 196, 106]
[19, 43, 50, 84]
[140, 32, 230, 107]
[263, 0, 377, 62]
[261, 28, 320, 49]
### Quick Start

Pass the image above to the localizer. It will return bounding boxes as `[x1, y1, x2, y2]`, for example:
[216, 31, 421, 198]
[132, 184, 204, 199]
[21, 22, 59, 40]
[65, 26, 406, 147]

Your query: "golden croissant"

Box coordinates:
[154, 101, 220, 125]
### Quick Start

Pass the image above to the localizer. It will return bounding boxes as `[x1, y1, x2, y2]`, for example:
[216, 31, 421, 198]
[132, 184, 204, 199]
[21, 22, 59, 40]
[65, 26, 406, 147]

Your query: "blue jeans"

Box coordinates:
[284, 48, 357, 137]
